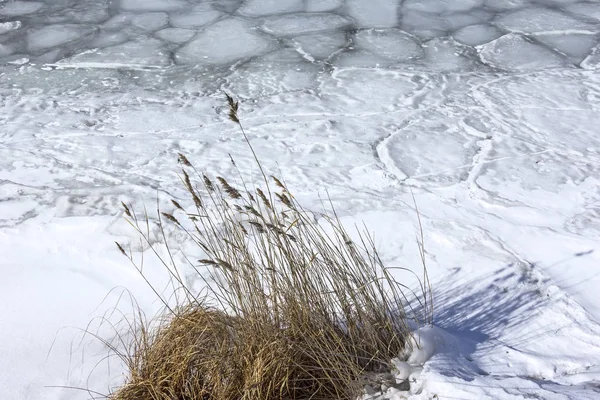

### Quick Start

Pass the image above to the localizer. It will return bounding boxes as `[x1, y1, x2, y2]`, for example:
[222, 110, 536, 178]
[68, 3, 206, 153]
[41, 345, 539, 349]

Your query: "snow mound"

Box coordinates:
[484, 0, 529, 11]
[406, 326, 459, 365]
[0, 44, 14, 57]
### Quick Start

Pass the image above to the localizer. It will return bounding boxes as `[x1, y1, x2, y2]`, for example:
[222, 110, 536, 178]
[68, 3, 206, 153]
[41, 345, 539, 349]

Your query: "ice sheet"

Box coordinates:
[170, 5, 221, 28]
[119, 0, 188, 12]
[354, 29, 423, 62]
[453, 23, 503, 46]
[495, 7, 596, 34]
[288, 31, 347, 60]
[260, 13, 352, 36]
[238, 0, 303, 17]
[154, 27, 196, 43]
[346, 0, 399, 28]
[176, 18, 277, 65]
[27, 24, 96, 52]
[479, 33, 569, 71]
[0, 1, 44, 16]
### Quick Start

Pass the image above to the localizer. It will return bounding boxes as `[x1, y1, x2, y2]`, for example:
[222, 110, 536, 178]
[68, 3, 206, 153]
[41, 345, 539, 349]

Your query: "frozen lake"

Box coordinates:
[1, 1, 600, 399]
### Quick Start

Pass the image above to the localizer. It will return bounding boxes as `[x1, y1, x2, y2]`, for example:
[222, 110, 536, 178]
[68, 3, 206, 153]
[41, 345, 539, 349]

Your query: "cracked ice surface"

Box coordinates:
[2, 1, 600, 400]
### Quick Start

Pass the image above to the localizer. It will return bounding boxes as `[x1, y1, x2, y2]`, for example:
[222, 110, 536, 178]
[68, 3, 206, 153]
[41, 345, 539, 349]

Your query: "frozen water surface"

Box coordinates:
[495, 7, 597, 34]
[170, 5, 221, 28]
[154, 27, 196, 43]
[347, 0, 400, 28]
[403, 0, 484, 13]
[480, 33, 569, 71]
[305, 0, 343, 13]
[288, 31, 347, 60]
[176, 18, 277, 64]
[422, 37, 478, 71]
[57, 38, 170, 68]
[0, 1, 44, 16]
[27, 24, 96, 52]
[260, 13, 352, 36]
[536, 33, 598, 62]
[119, 0, 188, 12]
[2, 1, 600, 400]
[131, 12, 169, 31]
[483, 0, 530, 11]
[89, 30, 130, 48]
[453, 23, 503, 46]
[238, 0, 303, 17]
[566, 3, 600, 21]
[354, 29, 423, 62]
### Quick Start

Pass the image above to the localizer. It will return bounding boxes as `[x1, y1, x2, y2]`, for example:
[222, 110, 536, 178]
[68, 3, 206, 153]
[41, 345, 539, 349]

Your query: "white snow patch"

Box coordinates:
[0, 21, 23, 35]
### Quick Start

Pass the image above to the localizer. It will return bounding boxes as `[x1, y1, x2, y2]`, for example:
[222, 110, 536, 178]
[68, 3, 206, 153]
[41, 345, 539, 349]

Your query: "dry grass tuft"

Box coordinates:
[111, 94, 432, 400]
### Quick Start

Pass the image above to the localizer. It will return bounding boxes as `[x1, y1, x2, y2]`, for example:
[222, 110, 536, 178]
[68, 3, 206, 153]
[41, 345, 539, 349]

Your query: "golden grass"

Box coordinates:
[111, 94, 432, 400]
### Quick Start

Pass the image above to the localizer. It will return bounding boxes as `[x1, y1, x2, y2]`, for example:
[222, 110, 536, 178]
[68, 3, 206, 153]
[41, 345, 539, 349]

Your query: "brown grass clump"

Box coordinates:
[111, 94, 432, 400]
